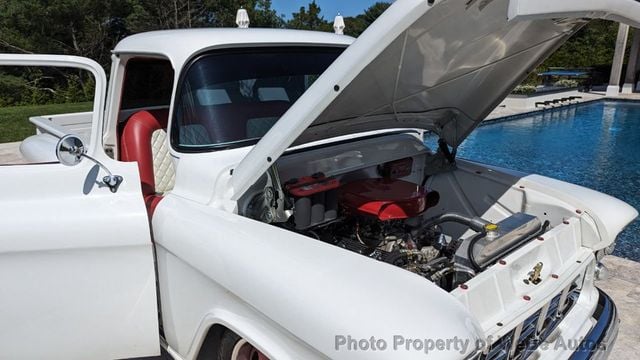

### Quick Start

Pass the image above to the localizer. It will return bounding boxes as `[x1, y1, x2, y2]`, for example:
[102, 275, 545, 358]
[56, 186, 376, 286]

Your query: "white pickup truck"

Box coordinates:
[1, 1, 639, 359]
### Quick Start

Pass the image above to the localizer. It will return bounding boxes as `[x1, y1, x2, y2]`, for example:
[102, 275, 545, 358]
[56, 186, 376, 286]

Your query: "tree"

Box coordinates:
[287, 1, 331, 32]
[126, 0, 284, 30]
[344, 2, 391, 37]
[543, 20, 621, 68]
[520, 20, 623, 85]
[0, 0, 132, 103]
[249, 0, 285, 28]
[0, 0, 132, 66]
[126, 0, 216, 31]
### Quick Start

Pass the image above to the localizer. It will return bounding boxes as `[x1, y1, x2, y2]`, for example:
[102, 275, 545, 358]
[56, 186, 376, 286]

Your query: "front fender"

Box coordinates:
[522, 174, 638, 250]
[153, 195, 484, 360]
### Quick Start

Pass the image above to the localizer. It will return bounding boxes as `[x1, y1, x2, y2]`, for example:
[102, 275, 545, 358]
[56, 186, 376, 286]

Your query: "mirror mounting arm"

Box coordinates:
[83, 153, 123, 193]
[56, 134, 123, 193]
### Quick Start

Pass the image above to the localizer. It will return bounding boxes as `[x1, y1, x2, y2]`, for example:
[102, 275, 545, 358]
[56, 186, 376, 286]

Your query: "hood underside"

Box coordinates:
[229, 0, 640, 200]
[301, 1, 581, 148]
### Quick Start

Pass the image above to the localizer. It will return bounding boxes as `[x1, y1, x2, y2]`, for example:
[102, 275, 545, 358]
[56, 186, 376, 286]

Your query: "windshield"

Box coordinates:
[172, 46, 345, 151]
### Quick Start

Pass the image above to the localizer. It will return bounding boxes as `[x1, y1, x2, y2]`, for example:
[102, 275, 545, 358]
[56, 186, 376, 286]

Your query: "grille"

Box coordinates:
[483, 284, 580, 360]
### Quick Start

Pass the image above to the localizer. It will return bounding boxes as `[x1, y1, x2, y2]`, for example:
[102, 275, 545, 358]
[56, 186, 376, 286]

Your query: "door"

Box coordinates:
[0, 55, 159, 359]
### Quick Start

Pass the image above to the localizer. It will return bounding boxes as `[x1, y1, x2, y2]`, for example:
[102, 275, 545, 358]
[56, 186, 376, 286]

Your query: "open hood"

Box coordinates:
[230, 0, 640, 200]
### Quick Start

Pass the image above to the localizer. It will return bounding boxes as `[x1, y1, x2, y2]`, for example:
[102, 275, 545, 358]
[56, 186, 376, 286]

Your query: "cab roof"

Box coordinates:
[113, 28, 354, 69]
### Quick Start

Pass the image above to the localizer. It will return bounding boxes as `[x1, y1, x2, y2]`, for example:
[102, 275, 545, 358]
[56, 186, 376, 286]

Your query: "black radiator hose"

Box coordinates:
[419, 212, 490, 233]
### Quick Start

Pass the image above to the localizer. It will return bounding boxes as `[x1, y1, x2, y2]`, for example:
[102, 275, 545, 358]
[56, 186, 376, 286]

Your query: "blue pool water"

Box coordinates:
[440, 101, 640, 261]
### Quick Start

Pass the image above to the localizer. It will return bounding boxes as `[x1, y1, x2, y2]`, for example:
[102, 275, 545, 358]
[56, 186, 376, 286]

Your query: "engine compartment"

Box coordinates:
[240, 134, 549, 291]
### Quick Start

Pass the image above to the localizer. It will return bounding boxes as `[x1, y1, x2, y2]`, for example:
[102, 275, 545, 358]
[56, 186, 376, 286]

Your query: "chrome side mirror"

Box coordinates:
[55, 135, 123, 193]
[56, 135, 86, 166]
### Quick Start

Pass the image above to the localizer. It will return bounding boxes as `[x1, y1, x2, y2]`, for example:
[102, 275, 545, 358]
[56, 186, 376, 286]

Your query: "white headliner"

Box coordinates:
[113, 28, 354, 69]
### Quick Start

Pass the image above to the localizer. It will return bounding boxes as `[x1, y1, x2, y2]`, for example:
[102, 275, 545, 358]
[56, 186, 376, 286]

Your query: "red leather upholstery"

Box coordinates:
[120, 109, 169, 215]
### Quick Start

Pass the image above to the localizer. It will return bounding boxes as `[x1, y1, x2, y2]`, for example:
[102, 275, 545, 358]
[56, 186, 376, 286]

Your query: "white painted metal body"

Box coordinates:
[20, 112, 93, 162]
[34, 112, 93, 139]
[0, 55, 159, 359]
[153, 133, 636, 359]
[2, 0, 640, 359]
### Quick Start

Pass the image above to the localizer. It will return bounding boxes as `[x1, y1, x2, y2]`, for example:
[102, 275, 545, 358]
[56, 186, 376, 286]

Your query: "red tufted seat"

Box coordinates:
[120, 109, 173, 215]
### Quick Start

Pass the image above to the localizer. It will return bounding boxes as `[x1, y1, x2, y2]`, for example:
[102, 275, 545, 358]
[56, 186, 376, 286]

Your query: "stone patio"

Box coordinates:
[596, 256, 640, 359]
[0, 142, 24, 164]
[487, 91, 640, 120]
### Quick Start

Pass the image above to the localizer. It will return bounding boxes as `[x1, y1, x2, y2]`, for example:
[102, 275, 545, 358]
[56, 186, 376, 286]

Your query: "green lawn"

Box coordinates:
[0, 102, 93, 143]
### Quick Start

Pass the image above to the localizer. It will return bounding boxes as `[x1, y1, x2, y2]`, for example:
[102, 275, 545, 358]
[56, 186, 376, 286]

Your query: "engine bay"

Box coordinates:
[241, 135, 549, 291]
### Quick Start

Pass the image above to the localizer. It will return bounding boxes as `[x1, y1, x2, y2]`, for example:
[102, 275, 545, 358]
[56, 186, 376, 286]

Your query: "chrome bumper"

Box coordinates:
[570, 289, 619, 360]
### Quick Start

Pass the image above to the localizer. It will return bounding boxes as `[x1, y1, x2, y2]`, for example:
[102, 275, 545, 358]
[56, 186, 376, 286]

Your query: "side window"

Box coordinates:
[119, 58, 174, 113]
[0, 66, 95, 165]
[115, 58, 174, 161]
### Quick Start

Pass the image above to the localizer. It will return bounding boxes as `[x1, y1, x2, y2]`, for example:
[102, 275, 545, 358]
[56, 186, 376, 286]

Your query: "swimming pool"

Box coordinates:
[442, 100, 640, 261]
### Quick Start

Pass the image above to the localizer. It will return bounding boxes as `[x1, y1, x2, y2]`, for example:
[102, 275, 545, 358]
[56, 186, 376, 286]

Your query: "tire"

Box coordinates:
[216, 330, 268, 360]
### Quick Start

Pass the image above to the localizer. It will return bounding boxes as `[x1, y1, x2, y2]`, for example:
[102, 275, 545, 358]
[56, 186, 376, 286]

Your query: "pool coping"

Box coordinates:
[482, 97, 640, 126]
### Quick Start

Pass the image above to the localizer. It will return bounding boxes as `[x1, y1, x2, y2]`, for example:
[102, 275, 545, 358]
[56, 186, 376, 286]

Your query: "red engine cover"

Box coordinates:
[339, 179, 428, 221]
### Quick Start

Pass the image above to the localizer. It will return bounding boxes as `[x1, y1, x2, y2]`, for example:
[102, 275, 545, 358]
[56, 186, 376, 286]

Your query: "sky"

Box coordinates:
[271, 0, 385, 19]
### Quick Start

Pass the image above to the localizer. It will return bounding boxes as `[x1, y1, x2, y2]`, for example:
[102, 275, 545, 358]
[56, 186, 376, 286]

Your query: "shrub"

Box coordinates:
[553, 79, 579, 88]
[512, 85, 537, 95]
[0, 74, 28, 106]
[0, 71, 94, 107]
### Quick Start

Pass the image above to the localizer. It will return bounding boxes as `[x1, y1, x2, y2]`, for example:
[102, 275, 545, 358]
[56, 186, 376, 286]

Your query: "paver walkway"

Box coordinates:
[0, 142, 24, 164]
[596, 256, 640, 359]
